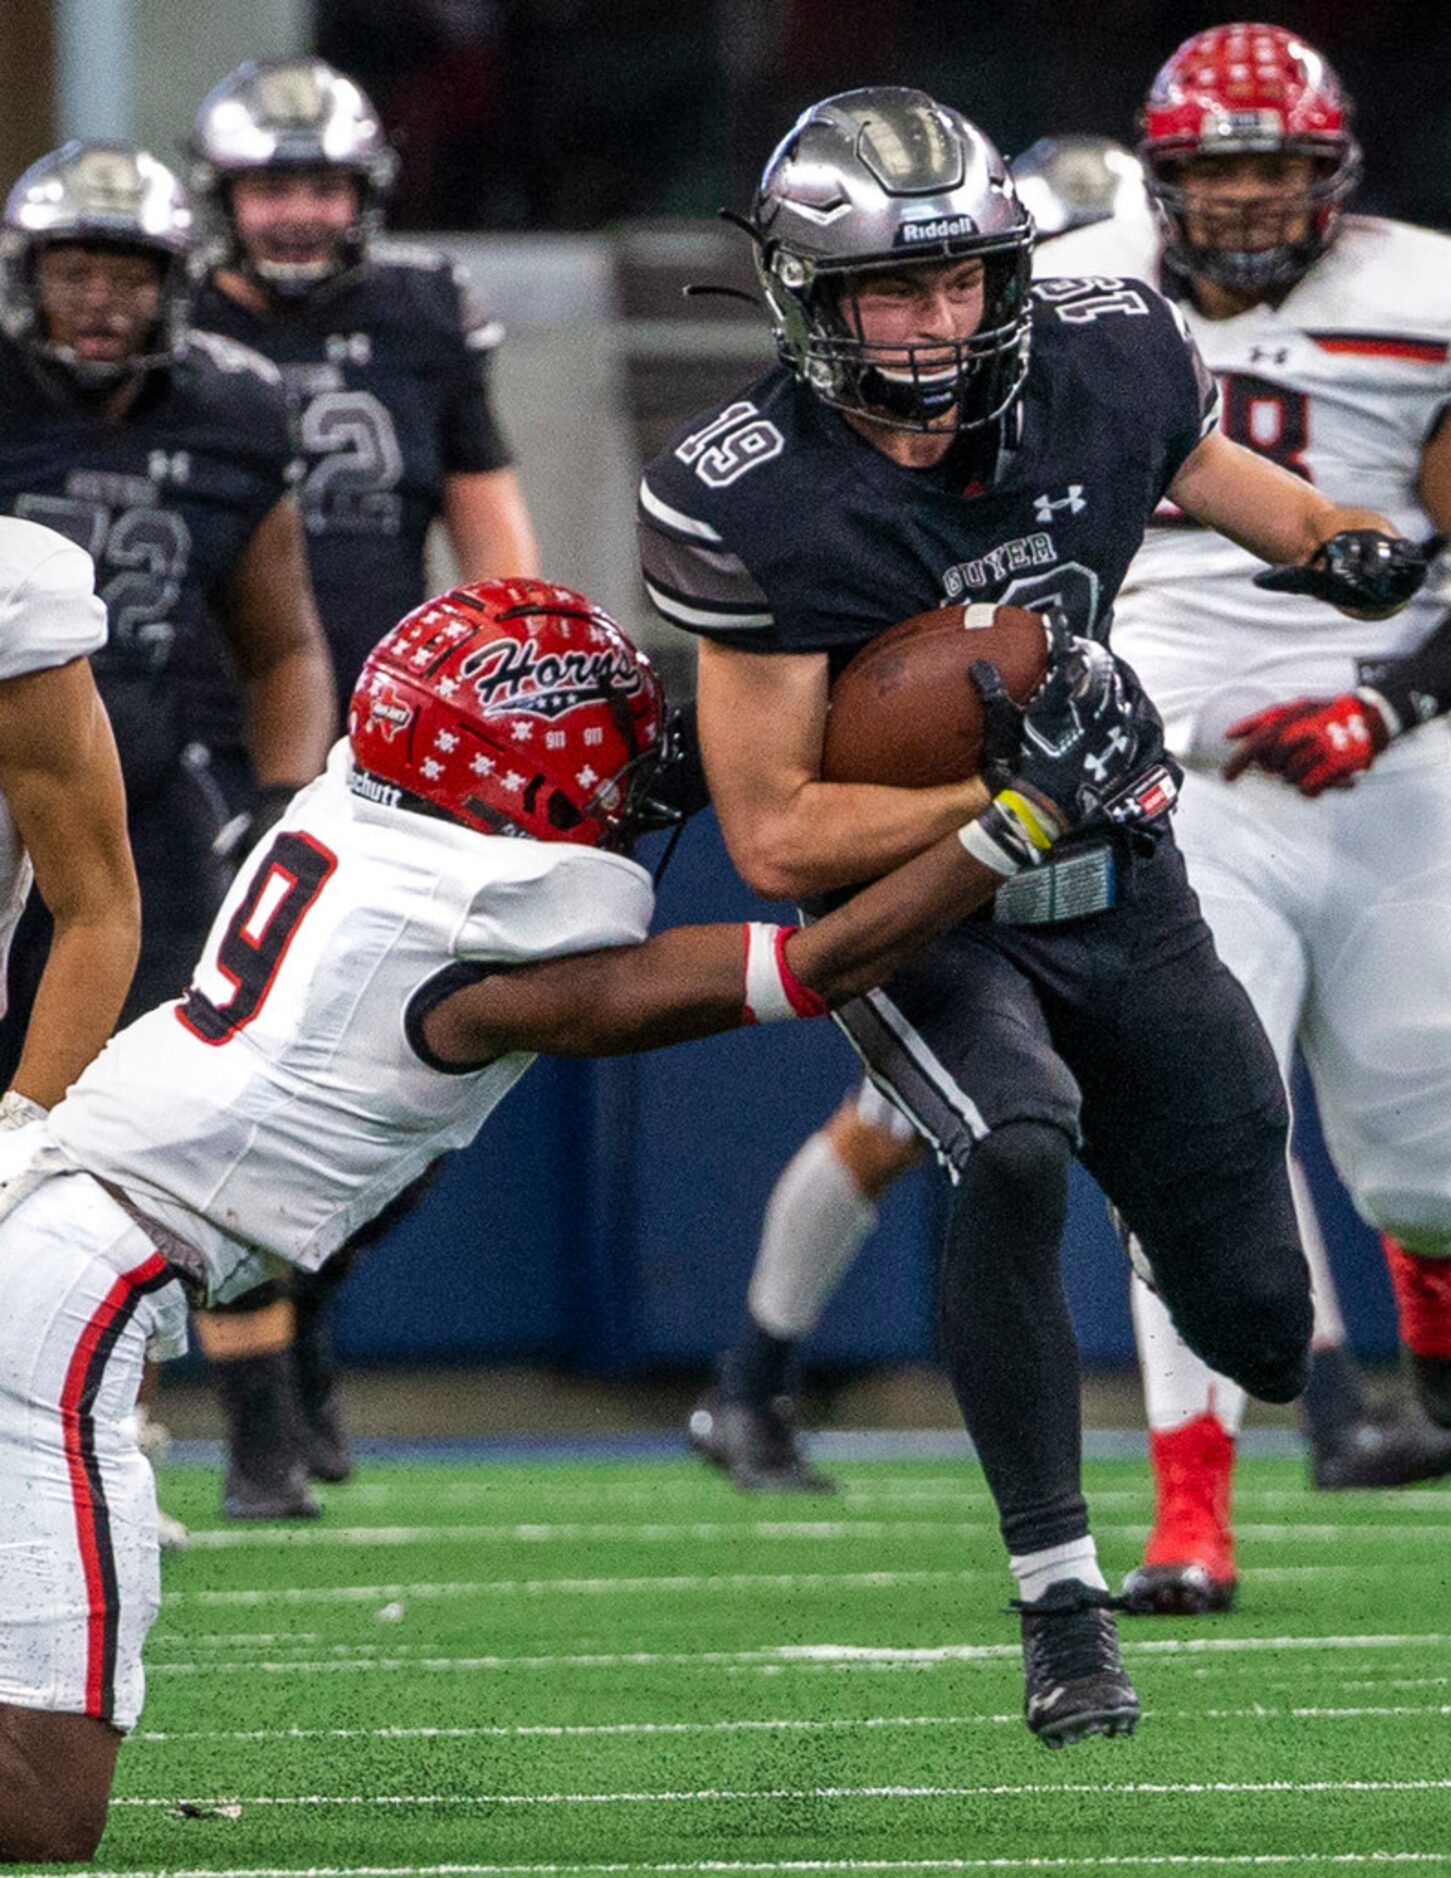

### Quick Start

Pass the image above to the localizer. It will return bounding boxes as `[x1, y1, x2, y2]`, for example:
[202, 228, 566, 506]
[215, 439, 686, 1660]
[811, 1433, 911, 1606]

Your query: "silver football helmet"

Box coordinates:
[1010, 136, 1148, 237]
[750, 88, 1033, 432]
[190, 58, 398, 294]
[1, 142, 194, 385]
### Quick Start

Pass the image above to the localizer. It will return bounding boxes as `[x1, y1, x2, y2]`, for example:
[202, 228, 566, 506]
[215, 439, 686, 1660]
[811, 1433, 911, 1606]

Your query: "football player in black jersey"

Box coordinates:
[638, 90, 1433, 1746]
[0, 142, 333, 1036]
[0, 141, 336, 1533]
[179, 59, 538, 1518]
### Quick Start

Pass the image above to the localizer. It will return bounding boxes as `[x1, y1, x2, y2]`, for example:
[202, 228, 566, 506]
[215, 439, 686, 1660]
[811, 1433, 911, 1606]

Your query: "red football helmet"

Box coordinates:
[1139, 24, 1360, 294]
[349, 578, 668, 848]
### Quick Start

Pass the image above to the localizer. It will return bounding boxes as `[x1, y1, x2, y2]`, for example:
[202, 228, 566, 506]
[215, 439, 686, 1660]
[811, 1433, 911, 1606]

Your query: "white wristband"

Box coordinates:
[0, 1090, 47, 1132]
[742, 922, 828, 1024]
[958, 814, 1025, 878]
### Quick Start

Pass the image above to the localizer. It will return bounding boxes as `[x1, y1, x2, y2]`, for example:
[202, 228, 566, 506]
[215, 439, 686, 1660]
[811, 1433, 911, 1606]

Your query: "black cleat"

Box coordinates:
[1311, 1412, 1451, 1490]
[215, 1350, 323, 1520]
[301, 1385, 354, 1484]
[1014, 1580, 1140, 1748]
[223, 1458, 322, 1521]
[1118, 1560, 1235, 1616]
[687, 1388, 835, 1493]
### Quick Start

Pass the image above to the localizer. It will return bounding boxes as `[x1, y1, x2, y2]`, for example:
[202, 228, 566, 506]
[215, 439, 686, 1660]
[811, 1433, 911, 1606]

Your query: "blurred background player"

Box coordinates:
[182, 57, 540, 1515]
[0, 580, 1162, 1858]
[0, 140, 336, 1525]
[691, 76, 1451, 1522]
[1041, 22, 1451, 1612]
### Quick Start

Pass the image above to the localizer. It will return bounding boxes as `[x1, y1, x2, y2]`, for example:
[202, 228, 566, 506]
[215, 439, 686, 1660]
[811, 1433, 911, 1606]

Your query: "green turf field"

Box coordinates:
[63, 1455, 1451, 1875]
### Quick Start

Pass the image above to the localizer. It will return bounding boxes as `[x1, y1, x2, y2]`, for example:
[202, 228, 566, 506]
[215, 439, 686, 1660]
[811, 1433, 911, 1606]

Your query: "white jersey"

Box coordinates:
[0, 520, 108, 1010]
[1035, 215, 1451, 764]
[41, 744, 655, 1303]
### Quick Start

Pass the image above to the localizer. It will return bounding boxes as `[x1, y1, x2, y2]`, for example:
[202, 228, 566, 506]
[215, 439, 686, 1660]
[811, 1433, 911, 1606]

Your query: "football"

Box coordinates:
[822, 602, 1051, 788]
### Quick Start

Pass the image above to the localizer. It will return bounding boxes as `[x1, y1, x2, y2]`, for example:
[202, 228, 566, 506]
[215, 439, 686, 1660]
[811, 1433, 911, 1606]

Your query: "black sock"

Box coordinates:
[1301, 1342, 1367, 1447]
[938, 1120, 1087, 1557]
[291, 1269, 339, 1420]
[214, 1350, 304, 1480]
[720, 1316, 798, 1408]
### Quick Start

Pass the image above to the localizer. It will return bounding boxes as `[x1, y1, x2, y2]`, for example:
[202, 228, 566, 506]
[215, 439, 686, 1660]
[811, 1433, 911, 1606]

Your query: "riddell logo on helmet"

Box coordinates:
[460, 636, 643, 722]
[895, 215, 978, 246]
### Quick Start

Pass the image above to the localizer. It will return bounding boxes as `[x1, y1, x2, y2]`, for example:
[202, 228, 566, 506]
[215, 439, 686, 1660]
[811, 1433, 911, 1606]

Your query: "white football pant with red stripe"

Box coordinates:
[0, 1172, 186, 1730]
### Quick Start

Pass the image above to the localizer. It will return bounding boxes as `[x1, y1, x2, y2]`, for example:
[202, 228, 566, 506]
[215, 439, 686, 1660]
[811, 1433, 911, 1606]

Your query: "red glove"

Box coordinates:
[1222, 692, 1392, 795]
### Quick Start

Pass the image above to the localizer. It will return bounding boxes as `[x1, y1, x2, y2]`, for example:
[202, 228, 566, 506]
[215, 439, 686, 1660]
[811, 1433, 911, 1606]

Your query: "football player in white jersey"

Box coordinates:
[0, 520, 138, 1123]
[1033, 22, 1451, 1614]
[0, 575, 1164, 1859]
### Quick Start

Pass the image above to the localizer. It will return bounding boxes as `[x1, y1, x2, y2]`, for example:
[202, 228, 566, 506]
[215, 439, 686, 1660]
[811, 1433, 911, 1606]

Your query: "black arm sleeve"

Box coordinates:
[1360, 609, 1451, 733]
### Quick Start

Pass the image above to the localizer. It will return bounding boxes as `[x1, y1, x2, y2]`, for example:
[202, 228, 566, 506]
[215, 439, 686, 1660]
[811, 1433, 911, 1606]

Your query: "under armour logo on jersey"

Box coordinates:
[1034, 486, 1086, 524]
[326, 332, 373, 365]
[1249, 345, 1290, 366]
[148, 449, 191, 484]
[1084, 726, 1132, 782]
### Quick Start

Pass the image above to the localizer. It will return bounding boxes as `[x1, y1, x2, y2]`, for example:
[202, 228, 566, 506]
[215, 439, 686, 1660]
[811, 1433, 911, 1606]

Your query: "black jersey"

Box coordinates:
[0, 329, 293, 797]
[192, 245, 513, 699]
[638, 278, 1217, 675]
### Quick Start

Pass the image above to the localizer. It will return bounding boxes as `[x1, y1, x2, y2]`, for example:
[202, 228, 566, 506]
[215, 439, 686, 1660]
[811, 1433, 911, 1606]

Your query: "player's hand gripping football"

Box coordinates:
[963, 613, 1179, 875]
[1252, 531, 1439, 620]
[1222, 691, 1391, 794]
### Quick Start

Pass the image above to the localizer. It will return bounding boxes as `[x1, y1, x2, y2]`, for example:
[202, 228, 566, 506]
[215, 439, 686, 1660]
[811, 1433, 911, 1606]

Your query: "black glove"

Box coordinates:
[964, 620, 1176, 874]
[1253, 531, 1438, 619]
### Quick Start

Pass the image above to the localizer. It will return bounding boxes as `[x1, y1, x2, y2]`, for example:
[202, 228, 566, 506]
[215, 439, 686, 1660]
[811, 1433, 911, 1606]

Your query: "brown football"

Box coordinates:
[822, 602, 1050, 787]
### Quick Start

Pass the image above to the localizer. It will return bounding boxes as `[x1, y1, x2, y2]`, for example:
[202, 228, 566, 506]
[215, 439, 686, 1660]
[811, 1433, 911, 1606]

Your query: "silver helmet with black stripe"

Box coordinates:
[750, 88, 1034, 432]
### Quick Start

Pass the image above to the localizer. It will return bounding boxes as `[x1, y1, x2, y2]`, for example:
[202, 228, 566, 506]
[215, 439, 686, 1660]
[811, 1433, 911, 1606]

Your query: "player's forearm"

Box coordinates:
[12, 907, 138, 1108]
[241, 645, 336, 788]
[430, 818, 1007, 1062]
[782, 828, 1004, 1003]
[718, 773, 991, 900]
[1171, 434, 1397, 566]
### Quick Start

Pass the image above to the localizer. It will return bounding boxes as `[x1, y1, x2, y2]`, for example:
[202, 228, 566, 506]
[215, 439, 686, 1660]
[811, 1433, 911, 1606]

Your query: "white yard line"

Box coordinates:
[127, 1702, 1451, 1746]
[67, 1857, 1451, 1876]
[139, 1631, 1451, 1678]
[159, 1571, 990, 1608]
[161, 1563, 1381, 1613]
[109, 1778, 1451, 1807]
[173, 1520, 1451, 1549]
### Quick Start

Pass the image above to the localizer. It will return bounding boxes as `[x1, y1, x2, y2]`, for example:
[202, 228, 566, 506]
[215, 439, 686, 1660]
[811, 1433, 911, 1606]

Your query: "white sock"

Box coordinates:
[1010, 1535, 1107, 1604]
[1131, 1271, 1248, 1436]
[747, 1131, 877, 1340]
[1288, 1151, 1347, 1348]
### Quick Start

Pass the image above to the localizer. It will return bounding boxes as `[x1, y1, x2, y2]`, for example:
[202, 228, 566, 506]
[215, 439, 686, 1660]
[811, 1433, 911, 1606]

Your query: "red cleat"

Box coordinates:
[1120, 1413, 1237, 1615]
[1382, 1236, 1451, 1429]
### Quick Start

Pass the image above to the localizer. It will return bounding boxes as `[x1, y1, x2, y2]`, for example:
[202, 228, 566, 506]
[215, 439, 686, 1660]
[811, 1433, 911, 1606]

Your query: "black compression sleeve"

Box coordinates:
[1359, 609, 1451, 735]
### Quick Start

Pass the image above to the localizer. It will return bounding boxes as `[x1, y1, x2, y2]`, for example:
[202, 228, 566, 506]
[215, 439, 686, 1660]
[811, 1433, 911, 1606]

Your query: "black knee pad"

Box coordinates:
[946, 1116, 1074, 1197]
[1154, 1236, 1312, 1405]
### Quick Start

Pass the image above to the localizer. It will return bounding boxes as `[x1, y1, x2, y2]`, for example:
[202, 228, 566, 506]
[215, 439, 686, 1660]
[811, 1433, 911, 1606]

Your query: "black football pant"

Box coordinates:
[834, 833, 1313, 1557]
